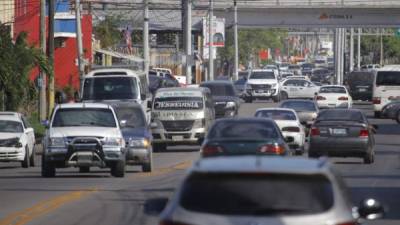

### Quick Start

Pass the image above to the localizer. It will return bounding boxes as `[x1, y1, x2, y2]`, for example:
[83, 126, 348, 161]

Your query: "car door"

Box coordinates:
[299, 80, 319, 99]
[21, 116, 35, 153]
[282, 79, 300, 98]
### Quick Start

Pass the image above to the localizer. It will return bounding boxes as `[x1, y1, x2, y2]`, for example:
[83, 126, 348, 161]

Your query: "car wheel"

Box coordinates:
[79, 166, 90, 173]
[272, 94, 280, 103]
[41, 155, 56, 177]
[396, 110, 400, 124]
[21, 146, 30, 168]
[111, 160, 125, 177]
[374, 111, 381, 118]
[363, 149, 375, 164]
[281, 91, 288, 100]
[29, 146, 35, 167]
[153, 143, 166, 152]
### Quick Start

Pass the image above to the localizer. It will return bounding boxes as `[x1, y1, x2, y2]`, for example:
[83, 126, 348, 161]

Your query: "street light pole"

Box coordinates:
[357, 28, 361, 69]
[350, 28, 354, 72]
[233, 0, 239, 81]
[75, 0, 84, 89]
[143, 0, 150, 85]
[184, 0, 192, 84]
[39, 0, 46, 120]
[208, 0, 214, 80]
[48, 0, 55, 115]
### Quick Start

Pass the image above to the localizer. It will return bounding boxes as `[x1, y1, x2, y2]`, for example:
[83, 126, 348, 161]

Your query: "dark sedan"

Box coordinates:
[308, 109, 377, 164]
[111, 102, 153, 172]
[381, 101, 400, 123]
[200, 81, 240, 118]
[200, 118, 293, 157]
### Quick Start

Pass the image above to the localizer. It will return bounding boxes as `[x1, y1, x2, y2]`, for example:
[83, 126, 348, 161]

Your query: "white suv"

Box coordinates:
[42, 103, 126, 177]
[245, 69, 280, 103]
[0, 112, 35, 168]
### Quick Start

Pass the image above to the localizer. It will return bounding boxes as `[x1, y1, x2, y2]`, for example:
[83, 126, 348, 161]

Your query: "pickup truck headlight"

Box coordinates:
[270, 83, 278, 88]
[225, 102, 236, 108]
[104, 137, 124, 147]
[49, 137, 66, 147]
[129, 138, 150, 148]
[193, 118, 206, 128]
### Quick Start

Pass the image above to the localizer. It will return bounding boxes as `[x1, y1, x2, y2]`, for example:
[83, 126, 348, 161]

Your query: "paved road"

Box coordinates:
[0, 101, 400, 225]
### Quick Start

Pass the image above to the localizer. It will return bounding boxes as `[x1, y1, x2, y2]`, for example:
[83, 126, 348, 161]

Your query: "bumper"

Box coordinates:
[0, 147, 25, 161]
[247, 89, 279, 97]
[152, 127, 205, 144]
[215, 109, 236, 118]
[281, 132, 305, 150]
[309, 137, 369, 156]
[318, 101, 349, 109]
[44, 146, 125, 168]
[350, 92, 372, 101]
[126, 147, 151, 165]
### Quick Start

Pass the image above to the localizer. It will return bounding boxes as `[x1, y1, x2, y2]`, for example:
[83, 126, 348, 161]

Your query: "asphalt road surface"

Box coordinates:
[1, 101, 400, 225]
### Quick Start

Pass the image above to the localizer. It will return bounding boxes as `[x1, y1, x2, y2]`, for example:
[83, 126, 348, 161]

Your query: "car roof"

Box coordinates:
[200, 80, 233, 86]
[377, 65, 400, 71]
[251, 69, 275, 72]
[85, 68, 139, 77]
[280, 99, 316, 104]
[108, 102, 143, 109]
[0, 112, 22, 122]
[55, 103, 112, 109]
[320, 108, 362, 113]
[157, 87, 206, 93]
[320, 85, 346, 88]
[256, 108, 297, 114]
[191, 156, 330, 175]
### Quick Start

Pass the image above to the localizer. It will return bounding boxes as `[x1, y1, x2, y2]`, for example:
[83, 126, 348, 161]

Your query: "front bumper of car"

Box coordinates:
[0, 147, 25, 161]
[317, 100, 349, 109]
[152, 127, 206, 145]
[281, 132, 305, 150]
[247, 88, 279, 97]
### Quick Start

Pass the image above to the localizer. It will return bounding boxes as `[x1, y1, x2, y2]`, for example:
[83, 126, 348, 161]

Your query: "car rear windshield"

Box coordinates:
[208, 120, 279, 139]
[289, 65, 301, 69]
[376, 71, 400, 86]
[114, 107, 145, 128]
[317, 110, 363, 122]
[250, 71, 275, 79]
[82, 77, 138, 100]
[348, 72, 374, 85]
[255, 110, 297, 121]
[201, 83, 235, 96]
[280, 101, 317, 112]
[319, 86, 346, 94]
[180, 173, 334, 215]
[0, 120, 23, 133]
[154, 97, 204, 110]
[52, 108, 117, 127]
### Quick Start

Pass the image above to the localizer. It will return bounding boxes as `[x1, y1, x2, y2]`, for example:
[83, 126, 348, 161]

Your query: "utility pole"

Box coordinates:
[357, 28, 361, 69]
[48, 0, 55, 115]
[75, 0, 85, 89]
[143, 0, 150, 85]
[349, 28, 354, 72]
[233, 0, 238, 81]
[184, 0, 192, 84]
[39, 0, 46, 120]
[208, 0, 214, 80]
[380, 28, 384, 66]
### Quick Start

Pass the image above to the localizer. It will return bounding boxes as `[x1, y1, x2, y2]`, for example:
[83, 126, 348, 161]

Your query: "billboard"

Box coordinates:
[203, 16, 225, 59]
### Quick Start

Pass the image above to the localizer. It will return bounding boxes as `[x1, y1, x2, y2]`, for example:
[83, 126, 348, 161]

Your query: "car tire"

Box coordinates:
[363, 149, 374, 164]
[79, 166, 90, 173]
[281, 91, 288, 100]
[21, 147, 30, 168]
[272, 94, 280, 103]
[29, 146, 35, 167]
[111, 160, 125, 177]
[374, 111, 381, 118]
[396, 110, 400, 124]
[153, 143, 166, 152]
[41, 155, 56, 177]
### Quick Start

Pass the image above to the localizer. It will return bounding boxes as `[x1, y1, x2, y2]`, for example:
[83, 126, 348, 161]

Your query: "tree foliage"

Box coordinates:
[218, 28, 287, 67]
[94, 16, 123, 48]
[360, 33, 400, 64]
[0, 24, 49, 111]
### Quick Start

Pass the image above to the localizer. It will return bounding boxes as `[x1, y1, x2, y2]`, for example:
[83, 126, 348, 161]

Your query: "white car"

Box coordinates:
[255, 108, 306, 155]
[280, 79, 320, 100]
[42, 103, 126, 177]
[245, 69, 280, 103]
[316, 85, 353, 109]
[0, 112, 35, 167]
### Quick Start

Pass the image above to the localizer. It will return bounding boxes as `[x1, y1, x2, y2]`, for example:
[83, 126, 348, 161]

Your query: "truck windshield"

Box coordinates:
[52, 108, 117, 127]
[82, 77, 138, 100]
[0, 120, 23, 133]
[250, 71, 275, 79]
[154, 97, 203, 110]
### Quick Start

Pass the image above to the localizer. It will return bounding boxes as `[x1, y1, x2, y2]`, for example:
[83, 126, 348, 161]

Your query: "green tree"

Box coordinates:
[0, 24, 50, 111]
[94, 16, 123, 48]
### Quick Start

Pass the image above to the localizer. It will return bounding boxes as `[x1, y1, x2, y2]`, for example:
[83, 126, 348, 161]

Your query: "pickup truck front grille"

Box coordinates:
[251, 84, 271, 89]
[161, 120, 194, 132]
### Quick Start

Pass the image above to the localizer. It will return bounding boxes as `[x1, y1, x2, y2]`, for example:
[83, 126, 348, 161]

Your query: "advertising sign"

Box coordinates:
[203, 16, 225, 59]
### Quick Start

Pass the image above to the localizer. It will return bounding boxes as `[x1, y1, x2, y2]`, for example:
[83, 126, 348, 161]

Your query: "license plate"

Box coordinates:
[359, 88, 366, 92]
[256, 90, 265, 93]
[172, 136, 183, 141]
[331, 128, 347, 135]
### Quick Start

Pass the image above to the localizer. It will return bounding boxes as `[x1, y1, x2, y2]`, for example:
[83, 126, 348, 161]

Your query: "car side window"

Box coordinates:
[205, 93, 213, 108]
[21, 116, 31, 129]
[283, 80, 296, 87]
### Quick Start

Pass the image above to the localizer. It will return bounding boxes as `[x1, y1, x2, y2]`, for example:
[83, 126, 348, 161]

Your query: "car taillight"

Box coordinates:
[160, 220, 192, 225]
[372, 97, 381, 104]
[359, 129, 369, 137]
[282, 126, 300, 132]
[338, 96, 348, 100]
[258, 144, 285, 155]
[316, 95, 326, 100]
[310, 127, 320, 136]
[201, 145, 224, 157]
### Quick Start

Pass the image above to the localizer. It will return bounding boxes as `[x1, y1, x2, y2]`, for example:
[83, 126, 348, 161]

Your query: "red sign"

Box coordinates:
[259, 49, 268, 60]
